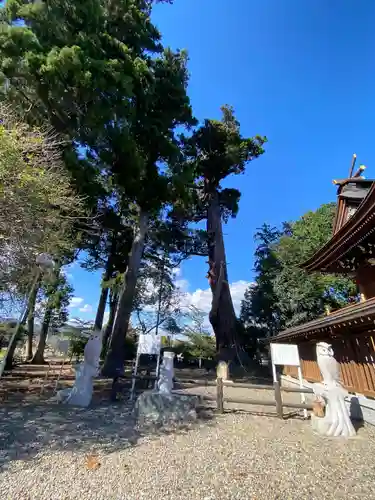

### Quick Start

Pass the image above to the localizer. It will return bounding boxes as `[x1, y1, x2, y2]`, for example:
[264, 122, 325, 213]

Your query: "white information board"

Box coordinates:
[137, 333, 161, 355]
[270, 342, 307, 418]
[130, 333, 162, 400]
[270, 343, 300, 367]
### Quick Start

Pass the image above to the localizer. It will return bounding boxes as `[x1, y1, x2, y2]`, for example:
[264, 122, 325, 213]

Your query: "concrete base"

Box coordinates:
[134, 391, 199, 427]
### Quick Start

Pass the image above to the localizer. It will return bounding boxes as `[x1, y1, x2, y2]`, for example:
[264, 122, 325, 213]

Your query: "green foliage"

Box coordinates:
[0, 104, 85, 308]
[0, 0, 162, 138]
[183, 332, 216, 360]
[180, 306, 216, 359]
[179, 105, 267, 221]
[240, 224, 283, 336]
[0, 322, 24, 344]
[68, 337, 87, 361]
[274, 203, 356, 326]
[241, 203, 357, 334]
[41, 272, 74, 331]
[184, 105, 266, 190]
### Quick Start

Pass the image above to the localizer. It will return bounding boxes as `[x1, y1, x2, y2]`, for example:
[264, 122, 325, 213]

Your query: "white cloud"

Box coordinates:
[79, 303, 93, 313]
[180, 279, 253, 315]
[229, 280, 255, 314]
[175, 278, 189, 292]
[68, 297, 84, 309]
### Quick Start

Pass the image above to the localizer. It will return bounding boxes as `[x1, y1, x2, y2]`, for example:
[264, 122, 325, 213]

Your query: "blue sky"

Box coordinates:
[67, 0, 375, 325]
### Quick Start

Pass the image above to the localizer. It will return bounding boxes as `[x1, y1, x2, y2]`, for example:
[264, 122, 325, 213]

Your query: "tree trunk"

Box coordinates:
[102, 210, 149, 377]
[26, 281, 39, 360]
[31, 306, 52, 364]
[206, 191, 238, 362]
[94, 237, 116, 331]
[2, 270, 41, 373]
[95, 286, 109, 332]
[31, 266, 61, 365]
[101, 290, 118, 355]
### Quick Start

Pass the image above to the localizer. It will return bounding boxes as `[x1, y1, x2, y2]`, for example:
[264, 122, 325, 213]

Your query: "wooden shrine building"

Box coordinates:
[273, 156, 375, 399]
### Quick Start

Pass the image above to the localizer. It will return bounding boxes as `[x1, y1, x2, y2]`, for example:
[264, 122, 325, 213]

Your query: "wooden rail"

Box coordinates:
[113, 373, 314, 418]
[214, 378, 313, 418]
[176, 378, 313, 393]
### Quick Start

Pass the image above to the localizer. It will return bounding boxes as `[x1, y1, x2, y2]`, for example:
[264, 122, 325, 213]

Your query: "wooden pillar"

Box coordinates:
[216, 377, 224, 414]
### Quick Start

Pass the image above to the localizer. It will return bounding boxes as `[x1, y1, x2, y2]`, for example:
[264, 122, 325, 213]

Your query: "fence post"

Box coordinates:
[274, 381, 283, 419]
[216, 377, 224, 413]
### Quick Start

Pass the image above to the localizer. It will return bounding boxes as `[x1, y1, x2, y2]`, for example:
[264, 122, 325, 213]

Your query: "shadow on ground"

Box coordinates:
[0, 396, 215, 469]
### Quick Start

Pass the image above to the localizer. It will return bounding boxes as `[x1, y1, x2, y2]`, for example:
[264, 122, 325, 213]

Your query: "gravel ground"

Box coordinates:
[1, 385, 375, 500]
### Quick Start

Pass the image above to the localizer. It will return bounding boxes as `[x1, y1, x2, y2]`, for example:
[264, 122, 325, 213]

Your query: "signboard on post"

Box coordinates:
[130, 333, 162, 400]
[270, 343, 299, 367]
[137, 333, 161, 355]
[270, 342, 307, 418]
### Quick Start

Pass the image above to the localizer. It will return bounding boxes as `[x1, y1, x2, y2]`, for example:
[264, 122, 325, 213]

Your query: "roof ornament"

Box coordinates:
[333, 154, 366, 185]
[348, 153, 357, 178]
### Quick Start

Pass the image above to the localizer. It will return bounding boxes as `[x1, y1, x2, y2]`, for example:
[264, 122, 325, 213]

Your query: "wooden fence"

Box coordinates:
[177, 377, 314, 419]
[283, 334, 375, 399]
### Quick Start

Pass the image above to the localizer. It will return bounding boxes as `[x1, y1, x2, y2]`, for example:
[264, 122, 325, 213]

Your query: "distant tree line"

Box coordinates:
[240, 203, 357, 342]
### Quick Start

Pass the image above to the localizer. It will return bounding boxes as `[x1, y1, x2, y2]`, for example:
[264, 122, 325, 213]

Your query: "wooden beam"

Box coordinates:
[223, 382, 273, 390]
[274, 381, 283, 419]
[224, 397, 276, 406]
[282, 402, 313, 410]
[349, 153, 357, 178]
[282, 386, 314, 394]
[216, 377, 224, 413]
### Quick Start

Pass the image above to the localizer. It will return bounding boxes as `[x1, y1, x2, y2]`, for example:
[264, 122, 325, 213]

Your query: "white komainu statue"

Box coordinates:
[56, 329, 102, 407]
[313, 342, 356, 438]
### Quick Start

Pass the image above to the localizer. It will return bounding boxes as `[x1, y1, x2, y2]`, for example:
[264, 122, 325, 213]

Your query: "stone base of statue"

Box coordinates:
[134, 391, 200, 427]
[55, 362, 97, 407]
[312, 383, 356, 438]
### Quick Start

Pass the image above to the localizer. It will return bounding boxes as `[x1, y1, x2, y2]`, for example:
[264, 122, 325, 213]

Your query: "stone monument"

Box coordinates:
[157, 350, 175, 394]
[312, 341, 356, 438]
[134, 350, 199, 426]
[56, 329, 102, 407]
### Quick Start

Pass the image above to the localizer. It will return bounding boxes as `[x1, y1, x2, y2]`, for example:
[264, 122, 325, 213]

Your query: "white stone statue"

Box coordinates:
[157, 351, 175, 395]
[312, 341, 356, 438]
[56, 329, 102, 407]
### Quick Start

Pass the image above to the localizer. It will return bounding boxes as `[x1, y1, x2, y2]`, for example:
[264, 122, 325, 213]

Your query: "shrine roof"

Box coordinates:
[271, 297, 375, 343]
[301, 181, 375, 273]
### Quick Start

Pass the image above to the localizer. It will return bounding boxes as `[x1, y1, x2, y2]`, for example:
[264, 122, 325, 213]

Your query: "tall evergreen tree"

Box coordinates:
[179, 105, 266, 360]
[240, 224, 283, 337]
[101, 48, 196, 376]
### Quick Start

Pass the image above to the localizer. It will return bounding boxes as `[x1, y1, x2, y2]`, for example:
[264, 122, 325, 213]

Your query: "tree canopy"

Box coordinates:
[176, 105, 266, 359]
[240, 203, 357, 336]
[0, 104, 85, 310]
